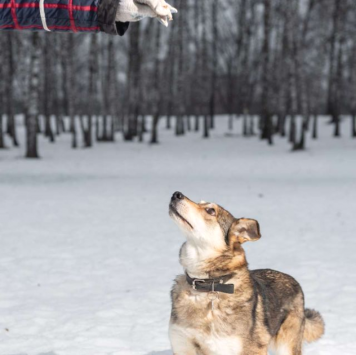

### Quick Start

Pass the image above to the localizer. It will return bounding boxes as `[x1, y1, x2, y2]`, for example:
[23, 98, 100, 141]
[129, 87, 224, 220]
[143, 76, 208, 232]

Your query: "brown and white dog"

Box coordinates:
[168, 191, 324, 355]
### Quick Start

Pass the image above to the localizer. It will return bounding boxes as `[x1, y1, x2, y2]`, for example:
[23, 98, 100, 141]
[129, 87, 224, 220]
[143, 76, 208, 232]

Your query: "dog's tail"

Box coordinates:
[303, 308, 325, 343]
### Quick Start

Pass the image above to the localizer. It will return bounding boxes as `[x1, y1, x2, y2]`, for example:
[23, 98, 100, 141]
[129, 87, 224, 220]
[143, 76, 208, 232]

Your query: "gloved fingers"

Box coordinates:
[135, 0, 177, 18]
[117, 0, 177, 25]
[134, 2, 158, 17]
[166, 3, 178, 14]
[155, 2, 174, 19]
[155, 2, 178, 27]
[116, 4, 155, 22]
[156, 16, 168, 27]
[134, 0, 160, 10]
[120, 1, 157, 19]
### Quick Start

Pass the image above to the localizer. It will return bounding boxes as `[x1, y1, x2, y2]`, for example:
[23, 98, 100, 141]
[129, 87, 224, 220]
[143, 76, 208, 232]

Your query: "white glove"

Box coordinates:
[116, 0, 177, 27]
[135, 0, 176, 19]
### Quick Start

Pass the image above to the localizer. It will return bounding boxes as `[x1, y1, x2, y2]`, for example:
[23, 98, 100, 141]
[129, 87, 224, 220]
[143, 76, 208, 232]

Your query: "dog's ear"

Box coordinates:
[228, 218, 261, 247]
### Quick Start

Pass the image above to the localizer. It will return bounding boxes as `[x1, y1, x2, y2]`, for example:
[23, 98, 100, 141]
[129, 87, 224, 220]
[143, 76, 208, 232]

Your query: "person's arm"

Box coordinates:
[0, 0, 123, 34]
[0, 0, 176, 35]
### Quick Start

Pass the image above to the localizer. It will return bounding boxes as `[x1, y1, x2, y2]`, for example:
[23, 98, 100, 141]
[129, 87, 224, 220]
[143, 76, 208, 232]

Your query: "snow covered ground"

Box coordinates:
[0, 116, 356, 355]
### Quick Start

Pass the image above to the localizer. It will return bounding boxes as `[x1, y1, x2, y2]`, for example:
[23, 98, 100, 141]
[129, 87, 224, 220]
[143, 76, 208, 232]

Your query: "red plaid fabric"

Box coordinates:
[0, 0, 100, 32]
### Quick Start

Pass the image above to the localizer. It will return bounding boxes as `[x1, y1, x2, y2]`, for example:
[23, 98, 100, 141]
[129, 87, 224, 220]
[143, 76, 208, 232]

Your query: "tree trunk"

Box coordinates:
[243, 115, 248, 136]
[293, 126, 305, 151]
[289, 116, 296, 145]
[333, 34, 344, 138]
[278, 115, 286, 137]
[201, 1, 209, 139]
[65, 34, 77, 148]
[175, 0, 187, 137]
[228, 115, 234, 131]
[95, 116, 100, 141]
[101, 115, 108, 141]
[326, 0, 341, 122]
[203, 115, 209, 138]
[293, 0, 316, 151]
[166, 116, 171, 130]
[260, 0, 273, 145]
[165, 17, 176, 132]
[194, 116, 200, 132]
[86, 34, 99, 147]
[333, 113, 340, 137]
[186, 116, 191, 131]
[209, 0, 218, 130]
[193, 0, 201, 134]
[293, 117, 307, 151]
[150, 22, 162, 144]
[0, 114, 5, 149]
[87, 115, 93, 146]
[151, 114, 159, 144]
[100, 36, 116, 142]
[312, 115, 318, 139]
[26, 33, 40, 159]
[138, 115, 144, 142]
[110, 115, 115, 142]
[249, 115, 255, 136]
[80, 115, 92, 148]
[124, 22, 141, 141]
[70, 115, 77, 149]
[43, 34, 55, 143]
[5, 33, 19, 147]
[0, 36, 6, 149]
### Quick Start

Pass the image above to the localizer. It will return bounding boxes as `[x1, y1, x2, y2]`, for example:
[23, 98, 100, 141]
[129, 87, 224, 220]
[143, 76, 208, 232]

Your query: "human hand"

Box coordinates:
[135, 0, 177, 22]
[116, 0, 177, 27]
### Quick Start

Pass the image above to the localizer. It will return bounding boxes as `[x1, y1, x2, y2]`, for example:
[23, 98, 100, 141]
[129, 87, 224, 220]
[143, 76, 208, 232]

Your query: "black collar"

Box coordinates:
[185, 272, 235, 294]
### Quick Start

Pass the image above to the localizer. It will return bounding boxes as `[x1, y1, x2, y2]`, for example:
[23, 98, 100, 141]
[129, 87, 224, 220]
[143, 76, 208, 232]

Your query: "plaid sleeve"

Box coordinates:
[0, 0, 128, 34]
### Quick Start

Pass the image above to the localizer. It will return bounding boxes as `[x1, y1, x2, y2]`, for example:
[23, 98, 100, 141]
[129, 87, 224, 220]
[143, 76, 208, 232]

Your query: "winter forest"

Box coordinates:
[1, 1, 356, 354]
[1, 0, 356, 158]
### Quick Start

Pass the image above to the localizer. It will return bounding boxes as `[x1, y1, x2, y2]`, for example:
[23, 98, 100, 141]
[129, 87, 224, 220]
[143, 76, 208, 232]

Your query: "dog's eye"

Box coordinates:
[205, 208, 216, 216]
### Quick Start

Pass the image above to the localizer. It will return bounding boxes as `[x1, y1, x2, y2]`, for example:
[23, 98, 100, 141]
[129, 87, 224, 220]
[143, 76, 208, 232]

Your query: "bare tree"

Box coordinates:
[326, 0, 342, 126]
[293, 0, 316, 151]
[124, 22, 141, 141]
[82, 34, 99, 148]
[175, 0, 187, 137]
[209, 0, 218, 130]
[1, 0, 356, 157]
[26, 33, 41, 158]
[150, 22, 162, 144]
[201, 0, 210, 139]
[0, 35, 5, 149]
[5, 33, 19, 147]
[43, 34, 55, 143]
[260, 0, 273, 145]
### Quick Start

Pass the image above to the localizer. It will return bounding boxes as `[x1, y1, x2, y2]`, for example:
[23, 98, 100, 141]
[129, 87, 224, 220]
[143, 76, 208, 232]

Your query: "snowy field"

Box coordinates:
[0, 116, 356, 355]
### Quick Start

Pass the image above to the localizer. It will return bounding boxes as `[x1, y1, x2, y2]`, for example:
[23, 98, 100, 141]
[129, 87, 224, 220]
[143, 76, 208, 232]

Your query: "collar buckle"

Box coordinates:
[192, 279, 205, 290]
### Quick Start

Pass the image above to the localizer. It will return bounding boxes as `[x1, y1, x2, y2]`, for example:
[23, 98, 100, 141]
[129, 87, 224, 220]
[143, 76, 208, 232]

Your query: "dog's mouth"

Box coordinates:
[169, 204, 194, 230]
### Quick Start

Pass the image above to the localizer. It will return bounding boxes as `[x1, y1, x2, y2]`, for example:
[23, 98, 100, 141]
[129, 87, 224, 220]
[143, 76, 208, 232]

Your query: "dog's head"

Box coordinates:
[169, 191, 261, 253]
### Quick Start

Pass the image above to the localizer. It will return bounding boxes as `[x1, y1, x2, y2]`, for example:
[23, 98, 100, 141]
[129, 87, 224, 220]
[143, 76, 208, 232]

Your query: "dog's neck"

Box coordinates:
[180, 241, 248, 280]
[179, 242, 214, 279]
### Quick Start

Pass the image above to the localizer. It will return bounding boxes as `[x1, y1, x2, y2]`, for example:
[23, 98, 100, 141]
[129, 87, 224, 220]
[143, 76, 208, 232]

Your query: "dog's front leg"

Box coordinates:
[169, 323, 198, 355]
[241, 347, 268, 355]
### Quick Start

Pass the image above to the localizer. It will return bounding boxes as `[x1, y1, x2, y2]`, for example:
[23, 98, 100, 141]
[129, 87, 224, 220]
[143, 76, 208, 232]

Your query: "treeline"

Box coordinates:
[1, 0, 356, 158]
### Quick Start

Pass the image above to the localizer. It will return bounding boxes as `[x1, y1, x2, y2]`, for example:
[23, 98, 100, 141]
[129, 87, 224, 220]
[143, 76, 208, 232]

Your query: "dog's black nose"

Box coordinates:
[172, 191, 184, 201]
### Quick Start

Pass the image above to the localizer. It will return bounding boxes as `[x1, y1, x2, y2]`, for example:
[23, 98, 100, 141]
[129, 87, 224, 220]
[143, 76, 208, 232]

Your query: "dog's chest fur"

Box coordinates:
[169, 275, 268, 354]
[170, 322, 243, 355]
[170, 275, 263, 340]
